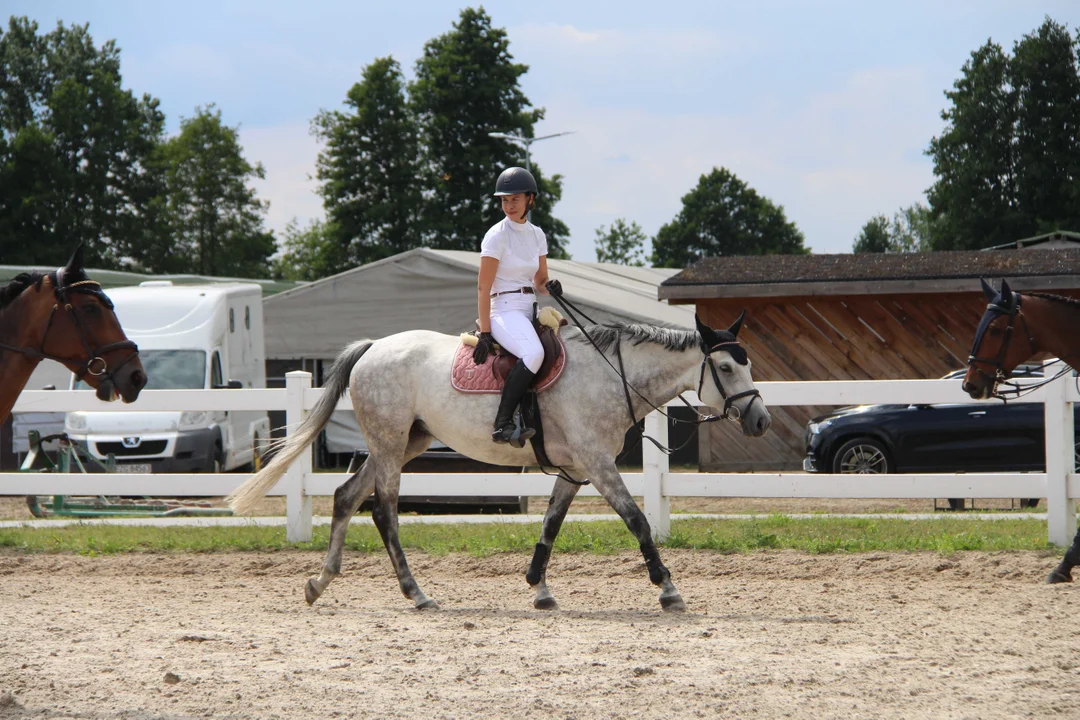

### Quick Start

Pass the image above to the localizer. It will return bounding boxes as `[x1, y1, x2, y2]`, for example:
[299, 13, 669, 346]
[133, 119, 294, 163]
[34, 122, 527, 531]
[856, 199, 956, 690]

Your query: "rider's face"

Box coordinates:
[500, 193, 528, 222]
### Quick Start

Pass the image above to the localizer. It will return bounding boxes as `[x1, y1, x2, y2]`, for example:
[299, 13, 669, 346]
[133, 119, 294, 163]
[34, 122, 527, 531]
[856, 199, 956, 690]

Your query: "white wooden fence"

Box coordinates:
[5, 370, 1078, 544]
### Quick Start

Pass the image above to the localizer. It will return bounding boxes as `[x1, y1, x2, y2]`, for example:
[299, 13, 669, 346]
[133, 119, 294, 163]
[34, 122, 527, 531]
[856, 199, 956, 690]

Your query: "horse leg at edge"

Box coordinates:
[587, 461, 686, 612]
[527, 477, 582, 610]
[1047, 525, 1080, 583]
[306, 425, 433, 605]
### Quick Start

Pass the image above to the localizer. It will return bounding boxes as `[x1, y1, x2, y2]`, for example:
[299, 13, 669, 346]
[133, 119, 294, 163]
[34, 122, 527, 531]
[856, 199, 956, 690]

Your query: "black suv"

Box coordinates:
[803, 362, 1077, 508]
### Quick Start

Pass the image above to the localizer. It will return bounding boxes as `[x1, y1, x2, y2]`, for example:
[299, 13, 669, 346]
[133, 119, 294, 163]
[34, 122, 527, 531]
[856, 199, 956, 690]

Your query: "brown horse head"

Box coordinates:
[963, 278, 1036, 399]
[1, 246, 147, 406]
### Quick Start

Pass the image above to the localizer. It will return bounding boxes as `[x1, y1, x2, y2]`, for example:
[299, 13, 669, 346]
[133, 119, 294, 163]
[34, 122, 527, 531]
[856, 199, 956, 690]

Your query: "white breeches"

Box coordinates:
[490, 293, 544, 373]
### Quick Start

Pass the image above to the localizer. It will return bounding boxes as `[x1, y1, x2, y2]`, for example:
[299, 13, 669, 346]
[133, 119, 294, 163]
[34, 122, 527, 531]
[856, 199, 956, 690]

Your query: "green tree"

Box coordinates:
[926, 40, 1020, 250]
[144, 105, 274, 277]
[852, 215, 892, 253]
[1009, 18, 1080, 233]
[527, 166, 570, 259]
[273, 218, 343, 281]
[0, 17, 165, 267]
[312, 57, 422, 271]
[408, 7, 568, 257]
[651, 167, 807, 267]
[595, 218, 647, 265]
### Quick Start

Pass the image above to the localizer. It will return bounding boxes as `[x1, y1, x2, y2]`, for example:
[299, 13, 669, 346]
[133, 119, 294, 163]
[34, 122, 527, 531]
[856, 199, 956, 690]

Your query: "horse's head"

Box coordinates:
[44, 247, 146, 402]
[695, 312, 771, 437]
[962, 278, 1033, 400]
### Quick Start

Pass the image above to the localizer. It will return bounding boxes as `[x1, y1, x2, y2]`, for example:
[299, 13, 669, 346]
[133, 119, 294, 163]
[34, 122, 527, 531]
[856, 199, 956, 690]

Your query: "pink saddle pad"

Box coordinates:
[451, 336, 567, 394]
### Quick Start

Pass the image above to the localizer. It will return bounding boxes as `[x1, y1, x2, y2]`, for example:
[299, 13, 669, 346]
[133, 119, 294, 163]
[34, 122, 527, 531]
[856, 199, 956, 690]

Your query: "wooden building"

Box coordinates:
[658, 244, 1080, 471]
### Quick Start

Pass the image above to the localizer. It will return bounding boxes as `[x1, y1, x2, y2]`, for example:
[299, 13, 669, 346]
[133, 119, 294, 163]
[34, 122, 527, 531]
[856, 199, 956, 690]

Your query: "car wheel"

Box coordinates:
[831, 437, 891, 474]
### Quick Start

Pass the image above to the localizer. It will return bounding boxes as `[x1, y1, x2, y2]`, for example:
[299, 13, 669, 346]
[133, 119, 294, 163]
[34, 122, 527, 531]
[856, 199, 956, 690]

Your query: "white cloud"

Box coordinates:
[238, 123, 324, 239]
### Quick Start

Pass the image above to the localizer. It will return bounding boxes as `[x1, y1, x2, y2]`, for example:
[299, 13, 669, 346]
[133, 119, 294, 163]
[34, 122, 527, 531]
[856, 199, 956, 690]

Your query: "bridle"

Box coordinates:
[967, 294, 1036, 398]
[0, 267, 139, 383]
[697, 340, 762, 421]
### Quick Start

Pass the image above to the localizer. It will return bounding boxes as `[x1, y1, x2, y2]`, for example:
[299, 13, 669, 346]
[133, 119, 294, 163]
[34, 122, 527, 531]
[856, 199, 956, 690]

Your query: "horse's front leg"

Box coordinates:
[587, 460, 686, 612]
[1047, 526, 1080, 583]
[527, 476, 582, 610]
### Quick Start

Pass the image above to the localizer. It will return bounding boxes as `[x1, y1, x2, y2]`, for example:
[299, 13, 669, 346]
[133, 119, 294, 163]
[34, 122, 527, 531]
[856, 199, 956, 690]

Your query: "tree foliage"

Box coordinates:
[407, 7, 568, 258]
[852, 204, 934, 253]
[273, 218, 342, 281]
[927, 18, 1080, 250]
[0, 17, 165, 267]
[312, 57, 421, 271]
[595, 218, 647, 266]
[145, 105, 275, 277]
[651, 167, 807, 267]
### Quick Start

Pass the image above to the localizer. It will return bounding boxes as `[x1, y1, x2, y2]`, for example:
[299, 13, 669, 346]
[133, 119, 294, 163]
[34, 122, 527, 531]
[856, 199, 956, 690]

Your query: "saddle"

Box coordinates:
[451, 306, 568, 394]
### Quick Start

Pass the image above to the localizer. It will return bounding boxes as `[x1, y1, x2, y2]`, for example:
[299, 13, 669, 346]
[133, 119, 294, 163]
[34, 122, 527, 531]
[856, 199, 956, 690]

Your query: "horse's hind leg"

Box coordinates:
[306, 425, 433, 605]
[586, 460, 686, 612]
[527, 477, 582, 610]
[371, 460, 439, 610]
[1047, 526, 1080, 583]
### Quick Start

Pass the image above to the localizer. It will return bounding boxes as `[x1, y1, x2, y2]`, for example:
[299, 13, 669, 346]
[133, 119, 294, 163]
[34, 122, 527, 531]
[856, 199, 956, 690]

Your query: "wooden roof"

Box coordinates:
[658, 248, 1080, 300]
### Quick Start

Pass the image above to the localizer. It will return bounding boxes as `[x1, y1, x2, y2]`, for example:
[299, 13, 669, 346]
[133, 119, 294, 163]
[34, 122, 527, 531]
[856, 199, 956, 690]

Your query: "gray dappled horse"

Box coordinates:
[228, 314, 771, 611]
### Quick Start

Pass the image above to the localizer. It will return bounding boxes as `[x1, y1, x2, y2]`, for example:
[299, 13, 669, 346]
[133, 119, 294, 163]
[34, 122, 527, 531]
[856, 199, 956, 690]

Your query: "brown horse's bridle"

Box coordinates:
[966, 294, 1036, 396]
[0, 268, 139, 383]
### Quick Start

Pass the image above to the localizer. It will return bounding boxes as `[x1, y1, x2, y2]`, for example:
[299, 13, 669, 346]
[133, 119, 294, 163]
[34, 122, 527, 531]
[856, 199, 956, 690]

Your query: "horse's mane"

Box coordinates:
[0, 272, 50, 311]
[573, 322, 700, 354]
[1026, 291, 1080, 309]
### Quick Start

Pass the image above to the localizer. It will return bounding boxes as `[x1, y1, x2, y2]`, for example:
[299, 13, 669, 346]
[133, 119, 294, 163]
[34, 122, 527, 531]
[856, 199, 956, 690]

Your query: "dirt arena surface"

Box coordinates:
[1, 549, 1078, 719]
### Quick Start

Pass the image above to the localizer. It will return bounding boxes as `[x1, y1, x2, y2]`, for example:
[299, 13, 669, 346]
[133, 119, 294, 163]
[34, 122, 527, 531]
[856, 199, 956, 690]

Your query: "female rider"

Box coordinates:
[472, 167, 562, 444]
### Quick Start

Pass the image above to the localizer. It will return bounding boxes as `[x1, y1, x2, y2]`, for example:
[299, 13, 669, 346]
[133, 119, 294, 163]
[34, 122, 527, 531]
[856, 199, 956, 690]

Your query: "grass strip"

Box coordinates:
[0, 516, 1055, 556]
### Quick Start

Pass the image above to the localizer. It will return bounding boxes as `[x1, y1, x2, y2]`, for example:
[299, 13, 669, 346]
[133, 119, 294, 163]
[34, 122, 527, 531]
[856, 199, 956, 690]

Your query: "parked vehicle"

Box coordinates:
[65, 282, 270, 473]
[803, 362, 1077, 509]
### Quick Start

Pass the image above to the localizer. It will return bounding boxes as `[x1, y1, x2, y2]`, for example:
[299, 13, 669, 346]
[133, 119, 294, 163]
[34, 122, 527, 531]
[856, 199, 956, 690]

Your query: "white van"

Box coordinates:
[65, 282, 270, 473]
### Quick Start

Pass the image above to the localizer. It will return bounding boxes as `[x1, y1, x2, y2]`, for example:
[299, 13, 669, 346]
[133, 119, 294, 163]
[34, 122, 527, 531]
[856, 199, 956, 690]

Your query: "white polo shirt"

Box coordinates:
[480, 217, 548, 295]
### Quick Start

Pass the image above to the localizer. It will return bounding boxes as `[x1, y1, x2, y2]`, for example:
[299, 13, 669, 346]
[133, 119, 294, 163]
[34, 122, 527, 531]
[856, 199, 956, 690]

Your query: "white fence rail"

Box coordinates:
[6, 371, 1078, 544]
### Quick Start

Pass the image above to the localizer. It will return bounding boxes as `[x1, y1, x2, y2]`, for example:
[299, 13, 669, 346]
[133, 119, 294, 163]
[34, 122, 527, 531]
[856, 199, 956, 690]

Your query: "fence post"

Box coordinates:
[285, 371, 313, 543]
[1044, 375, 1075, 546]
[643, 410, 670, 542]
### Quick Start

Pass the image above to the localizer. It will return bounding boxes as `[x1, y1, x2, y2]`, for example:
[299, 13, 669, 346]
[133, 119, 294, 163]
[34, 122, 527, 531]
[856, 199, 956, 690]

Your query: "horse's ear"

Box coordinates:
[66, 244, 85, 272]
[1000, 279, 1017, 310]
[727, 310, 746, 338]
[695, 314, 719, 347]
[980, 278, 996, 302]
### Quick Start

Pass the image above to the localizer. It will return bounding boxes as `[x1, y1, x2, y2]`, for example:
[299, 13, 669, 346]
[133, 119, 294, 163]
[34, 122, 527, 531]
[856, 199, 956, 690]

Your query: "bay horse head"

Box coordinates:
[695, 311, 771, 437]
[1, 246, 146, 404]
[962, 278, 1035, 400]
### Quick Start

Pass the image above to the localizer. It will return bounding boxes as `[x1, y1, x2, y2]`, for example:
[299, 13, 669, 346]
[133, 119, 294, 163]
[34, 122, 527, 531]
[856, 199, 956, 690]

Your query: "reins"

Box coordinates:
[0, 270, 139, 385]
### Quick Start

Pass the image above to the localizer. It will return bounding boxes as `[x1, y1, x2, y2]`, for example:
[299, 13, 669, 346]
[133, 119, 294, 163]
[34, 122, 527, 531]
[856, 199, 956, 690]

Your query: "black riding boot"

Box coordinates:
[492, 359, 537, 445]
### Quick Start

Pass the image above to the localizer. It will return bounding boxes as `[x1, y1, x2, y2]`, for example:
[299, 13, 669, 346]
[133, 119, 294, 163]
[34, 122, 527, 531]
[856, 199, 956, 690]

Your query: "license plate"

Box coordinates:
[116, 463, 152, 474]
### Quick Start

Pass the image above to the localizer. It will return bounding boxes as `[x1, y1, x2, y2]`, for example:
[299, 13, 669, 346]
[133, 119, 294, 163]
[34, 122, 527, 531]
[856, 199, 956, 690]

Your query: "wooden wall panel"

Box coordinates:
[693, 291, 1080, 471]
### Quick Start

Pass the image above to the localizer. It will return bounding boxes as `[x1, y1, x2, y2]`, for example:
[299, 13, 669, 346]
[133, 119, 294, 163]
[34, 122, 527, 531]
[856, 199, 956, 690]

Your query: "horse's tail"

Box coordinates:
[227, 340, 375, 515]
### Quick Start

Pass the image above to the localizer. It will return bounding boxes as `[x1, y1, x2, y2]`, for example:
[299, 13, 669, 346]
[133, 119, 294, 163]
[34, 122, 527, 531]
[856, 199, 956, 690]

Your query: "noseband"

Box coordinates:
[0, 268, 139, 384]
[698, 340, 761, 422]
[967, 295, 1035, 395]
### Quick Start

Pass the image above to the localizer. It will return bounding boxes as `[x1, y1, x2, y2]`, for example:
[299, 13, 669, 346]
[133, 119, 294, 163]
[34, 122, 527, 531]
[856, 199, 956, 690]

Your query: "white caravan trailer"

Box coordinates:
[65, 282, 270, 472]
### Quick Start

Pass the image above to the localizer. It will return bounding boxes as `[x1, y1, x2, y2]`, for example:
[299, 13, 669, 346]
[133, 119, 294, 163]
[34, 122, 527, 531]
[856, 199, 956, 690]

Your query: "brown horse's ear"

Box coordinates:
[980, 278, 996, 301]
[65, 244, 85, 272]
[727, 310, 746, 338]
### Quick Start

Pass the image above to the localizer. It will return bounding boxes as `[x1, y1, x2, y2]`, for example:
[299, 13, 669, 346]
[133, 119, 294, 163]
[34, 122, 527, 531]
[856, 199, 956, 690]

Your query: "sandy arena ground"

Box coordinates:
[1, 549, 1078, 719]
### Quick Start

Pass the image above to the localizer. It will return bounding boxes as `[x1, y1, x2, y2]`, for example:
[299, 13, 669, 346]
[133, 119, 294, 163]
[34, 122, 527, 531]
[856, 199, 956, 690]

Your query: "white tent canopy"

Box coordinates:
[264, 249, 693, 361]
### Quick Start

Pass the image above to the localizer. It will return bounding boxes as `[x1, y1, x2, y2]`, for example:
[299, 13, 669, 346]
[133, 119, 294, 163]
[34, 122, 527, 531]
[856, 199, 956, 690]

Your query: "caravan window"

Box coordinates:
[75, 350, 207, 390]
[229, 308, 235, 333]
[211, 352, 224, 388]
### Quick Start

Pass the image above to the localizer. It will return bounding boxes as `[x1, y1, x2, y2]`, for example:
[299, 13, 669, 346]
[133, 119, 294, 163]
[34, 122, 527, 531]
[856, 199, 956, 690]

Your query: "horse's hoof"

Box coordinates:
[660, 594, 687, 612]
[304, 578, 322, 606]
[534, 595, 559, 611]
[415, 597, 441, 610]
[1047, 569, 1073, 584]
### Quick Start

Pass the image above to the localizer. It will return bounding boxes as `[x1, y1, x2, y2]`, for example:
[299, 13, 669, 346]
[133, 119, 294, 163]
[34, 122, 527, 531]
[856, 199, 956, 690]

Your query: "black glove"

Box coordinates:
[473, 332, 495, 364]
[545, 279, 563, 297]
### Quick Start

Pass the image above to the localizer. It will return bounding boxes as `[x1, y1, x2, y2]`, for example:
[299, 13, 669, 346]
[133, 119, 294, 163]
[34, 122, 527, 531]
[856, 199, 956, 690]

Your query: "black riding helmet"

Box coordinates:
[493, 167, 538, 196]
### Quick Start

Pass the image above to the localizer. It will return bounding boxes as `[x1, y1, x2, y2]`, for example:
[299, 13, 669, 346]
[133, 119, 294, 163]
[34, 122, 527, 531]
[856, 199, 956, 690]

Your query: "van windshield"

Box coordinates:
[75, 350, 207, 390]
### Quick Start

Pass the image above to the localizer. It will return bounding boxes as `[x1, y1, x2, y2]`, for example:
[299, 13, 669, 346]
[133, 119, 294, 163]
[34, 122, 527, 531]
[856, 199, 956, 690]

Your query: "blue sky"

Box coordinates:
[11, 1, 1080, 259]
